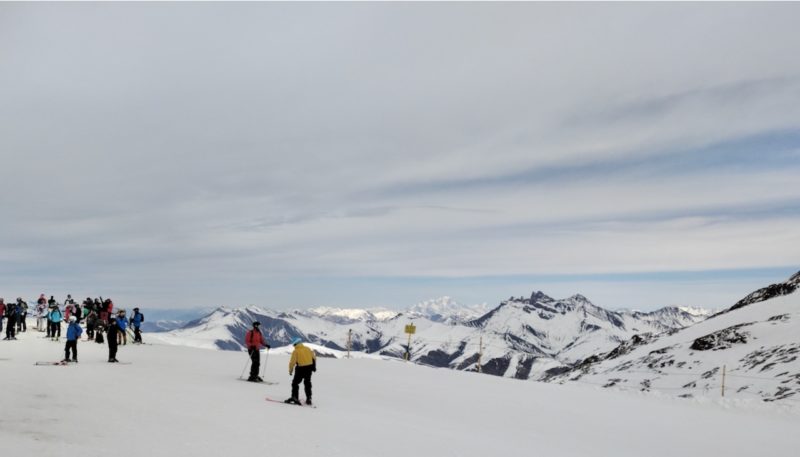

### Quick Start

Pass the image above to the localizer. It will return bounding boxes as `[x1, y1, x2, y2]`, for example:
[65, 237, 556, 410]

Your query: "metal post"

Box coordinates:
[403, 323, 415, 361]
[721, 365, 726, 398]
[478, 334, 483, 373]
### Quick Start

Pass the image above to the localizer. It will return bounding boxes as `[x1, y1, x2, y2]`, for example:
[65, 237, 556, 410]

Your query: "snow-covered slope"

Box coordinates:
[1, 328, 798, 457]
[553, 272, 800, 402]
[159, 292, 709, 380]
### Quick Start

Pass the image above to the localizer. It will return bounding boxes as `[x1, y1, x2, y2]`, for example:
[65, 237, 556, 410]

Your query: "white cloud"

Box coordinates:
[0, 3, 799, 309]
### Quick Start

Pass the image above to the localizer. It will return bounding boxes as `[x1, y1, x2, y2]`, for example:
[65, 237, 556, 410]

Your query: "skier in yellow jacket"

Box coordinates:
[285, 337, 316, 405]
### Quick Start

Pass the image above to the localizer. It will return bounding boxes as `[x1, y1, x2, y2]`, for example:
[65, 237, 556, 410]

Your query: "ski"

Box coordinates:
[265, 397, 316, 408]
[35, 361, 71, 366]
[238, 378, 279, 385]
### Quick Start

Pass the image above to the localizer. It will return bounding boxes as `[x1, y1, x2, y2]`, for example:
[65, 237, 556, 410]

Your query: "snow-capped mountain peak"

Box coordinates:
[305, 307, 399, 323]
[406, 296, 489, 324]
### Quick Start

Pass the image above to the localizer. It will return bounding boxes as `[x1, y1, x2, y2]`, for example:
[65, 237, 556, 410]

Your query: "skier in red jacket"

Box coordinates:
[245, 321, 270, 382]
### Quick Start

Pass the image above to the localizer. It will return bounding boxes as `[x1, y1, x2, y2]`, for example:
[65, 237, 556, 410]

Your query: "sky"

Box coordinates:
[1, 3, 799, 312]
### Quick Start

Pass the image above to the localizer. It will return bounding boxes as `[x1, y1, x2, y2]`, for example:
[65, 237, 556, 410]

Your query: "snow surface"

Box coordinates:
[2, 324, 799, 456]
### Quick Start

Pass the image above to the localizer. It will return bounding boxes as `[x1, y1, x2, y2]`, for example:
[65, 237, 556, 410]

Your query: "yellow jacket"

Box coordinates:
[289, 343, 316, 373]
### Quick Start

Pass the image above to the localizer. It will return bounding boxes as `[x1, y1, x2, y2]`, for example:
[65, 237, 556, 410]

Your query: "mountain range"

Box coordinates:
[158, 290, 712, 380]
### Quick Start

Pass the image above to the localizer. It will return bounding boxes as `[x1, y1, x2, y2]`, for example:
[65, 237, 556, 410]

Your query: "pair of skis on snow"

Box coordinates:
[35, 361, 132, 366]
[237, 378, 317, 409]
[265, 397, 317, 408]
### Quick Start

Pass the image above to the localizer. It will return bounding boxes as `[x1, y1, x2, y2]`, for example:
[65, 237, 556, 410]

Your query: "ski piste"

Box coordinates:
[265, 397, 317, 408]
[238, 378, 279, 385]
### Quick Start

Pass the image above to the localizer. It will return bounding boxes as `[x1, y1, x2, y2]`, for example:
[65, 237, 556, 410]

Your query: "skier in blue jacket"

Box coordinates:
[116, 311, 128, 345]
[49, 305, 63, 341]
[63, 316, 83, 363]
[130, 307, 144, 344]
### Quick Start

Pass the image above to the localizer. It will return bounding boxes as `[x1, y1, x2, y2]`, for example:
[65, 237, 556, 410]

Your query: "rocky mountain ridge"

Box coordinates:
[160, 291, 710, 380]
[548, 271, 800, 401]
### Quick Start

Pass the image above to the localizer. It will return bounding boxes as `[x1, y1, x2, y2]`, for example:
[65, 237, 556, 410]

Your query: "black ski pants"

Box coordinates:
[291, 365, 313, 401]
[248, 348, 260, 379]
[64, 340, 77, 361]
[50, 321, 61, 338]
[5, 317, 15, 339]
[133, 326, 142, 343]
[108, 340, 118, 361]
[17, 313, 26, 332]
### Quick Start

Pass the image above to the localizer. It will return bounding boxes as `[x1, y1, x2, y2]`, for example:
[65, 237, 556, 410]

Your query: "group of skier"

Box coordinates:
[245, 320, 317, 406]
[1, 293, 146, 364]
[5, 296, 316, 405]
[0, 297, 29, 339]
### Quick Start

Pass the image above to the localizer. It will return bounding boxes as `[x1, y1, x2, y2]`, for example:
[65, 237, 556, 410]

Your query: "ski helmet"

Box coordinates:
[291, 337, 302, 346]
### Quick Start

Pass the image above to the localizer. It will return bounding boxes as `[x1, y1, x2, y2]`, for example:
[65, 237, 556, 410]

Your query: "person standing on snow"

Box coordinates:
[86, 310, 98, 340]
[0, 298, 5, 335]
[116, 310, 128, 345]
[49, 305, 63, 341]
[63, 316, 83, 363]
[36, 296, 47, 332]
[4, 299, 18, 340]
[130, 307, 144, 344]
[16, 298, 28, 333]
[106, 318, 120, 363]
[245, 321, 270, 382]
[285, 337, 316, 405]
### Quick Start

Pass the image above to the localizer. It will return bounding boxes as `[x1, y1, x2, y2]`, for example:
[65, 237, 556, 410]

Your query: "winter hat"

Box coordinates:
[252, 321, 261, 327]
[69, 316, 77, 322]
[291, 337, 302, 346]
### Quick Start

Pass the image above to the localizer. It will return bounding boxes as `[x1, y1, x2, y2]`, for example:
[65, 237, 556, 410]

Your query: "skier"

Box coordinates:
[86, 310, 98, 340]
[3, 299, 17, 340]
[82, 297, 93, 320]
[116, 310, 128, 345]
[244, 321, 270, 382]
[49, 305, 63, 341]
[16, 298, 28, 333]
[47, 295, 57, 337]
[36, 297, 47, 332]
[63, 316, 83, 363]
[130, 307, 144, 344]
[94, 321, 105, 344]
[0, 298, 5, 334]
[106, 318, 119, 362]
[285, 337, 316, 405]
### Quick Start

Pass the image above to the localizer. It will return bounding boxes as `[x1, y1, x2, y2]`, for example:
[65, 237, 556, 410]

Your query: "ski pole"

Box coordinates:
[261, 348, 269, 379]
[239, 353, 250, 380]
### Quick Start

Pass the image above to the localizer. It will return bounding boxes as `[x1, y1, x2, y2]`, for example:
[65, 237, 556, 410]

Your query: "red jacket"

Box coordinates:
[245, 329, 265, 349]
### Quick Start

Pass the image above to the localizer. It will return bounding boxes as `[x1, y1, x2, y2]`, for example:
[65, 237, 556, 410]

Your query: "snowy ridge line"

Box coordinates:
[568, 378, 800, 402]
[604, 370, 785, 381]
[570, 379, 690, 391]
